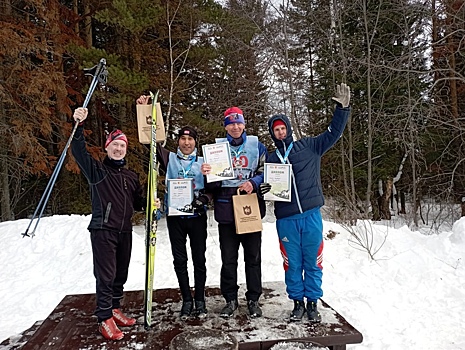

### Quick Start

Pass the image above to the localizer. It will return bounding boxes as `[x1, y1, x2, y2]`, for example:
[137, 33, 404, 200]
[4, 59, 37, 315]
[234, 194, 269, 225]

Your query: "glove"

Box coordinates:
[259, 183, 272, 197]
[191, 195, 209, 211]
[332, 83, 351, 108]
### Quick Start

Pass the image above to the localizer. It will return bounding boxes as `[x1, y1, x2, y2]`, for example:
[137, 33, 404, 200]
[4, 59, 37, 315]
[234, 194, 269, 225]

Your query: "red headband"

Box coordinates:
[105, 129, 128, 148]
[272, 119, 286, 130]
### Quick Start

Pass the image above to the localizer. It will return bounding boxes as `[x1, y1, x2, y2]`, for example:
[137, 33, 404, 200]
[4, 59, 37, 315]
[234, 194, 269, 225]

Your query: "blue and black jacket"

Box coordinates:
[267, 106, 350, 220]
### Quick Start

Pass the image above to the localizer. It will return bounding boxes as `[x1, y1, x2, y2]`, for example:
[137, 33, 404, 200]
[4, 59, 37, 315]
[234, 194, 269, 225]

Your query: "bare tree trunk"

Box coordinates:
[3, 0, 12, 16]
[0, 97, 12, 221]
[347, 115, 356, 205]
[461, 197, 465, 217]
[281, 0, 302, 139]
[445, 1, 458, 120]
[0, 157, 10, 221]
[83, 0, 92, 47]
[73, 0, 79, 33]
[378, 179, 392, 220]
[362, 0, 374, 216]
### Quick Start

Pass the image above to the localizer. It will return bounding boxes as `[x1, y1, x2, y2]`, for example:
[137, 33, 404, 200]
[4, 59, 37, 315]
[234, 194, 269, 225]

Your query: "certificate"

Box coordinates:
[264, 163, 292, 202]
[167, 179, 194, 216]
[202, 142, 235, 183]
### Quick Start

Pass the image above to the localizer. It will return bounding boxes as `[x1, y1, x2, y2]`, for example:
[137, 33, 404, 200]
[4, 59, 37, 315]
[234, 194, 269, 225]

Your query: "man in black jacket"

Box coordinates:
[72, 107, 144, 341]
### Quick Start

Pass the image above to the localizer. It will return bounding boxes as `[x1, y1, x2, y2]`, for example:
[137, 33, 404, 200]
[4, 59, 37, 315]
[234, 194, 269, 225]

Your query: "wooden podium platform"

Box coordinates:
[17, 282, 362, 350]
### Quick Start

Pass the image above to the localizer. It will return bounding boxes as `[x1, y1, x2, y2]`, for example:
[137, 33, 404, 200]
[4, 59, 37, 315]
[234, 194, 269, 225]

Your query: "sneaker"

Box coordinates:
[180, 300, 193, 320]
[289, 300, 306, 322]
[247, 300, 262, 318]
[193, 300, 208, 319]
[220, 299, 238, 318]
[99, 318, 124, 340]
[307, 300, 322, 323]
[112, 308, 136, 326]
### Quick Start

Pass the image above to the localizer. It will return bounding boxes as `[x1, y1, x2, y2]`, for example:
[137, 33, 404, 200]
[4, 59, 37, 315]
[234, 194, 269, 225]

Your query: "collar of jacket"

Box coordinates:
[226, 131, 247, 146]
[103, 156, 126, 169]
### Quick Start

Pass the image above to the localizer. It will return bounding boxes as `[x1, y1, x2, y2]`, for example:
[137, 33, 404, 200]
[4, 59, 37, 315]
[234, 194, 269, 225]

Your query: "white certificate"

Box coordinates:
[264, 163, 292, 202]
[167, 179, 194, 216]
[202, 142, 235, 183]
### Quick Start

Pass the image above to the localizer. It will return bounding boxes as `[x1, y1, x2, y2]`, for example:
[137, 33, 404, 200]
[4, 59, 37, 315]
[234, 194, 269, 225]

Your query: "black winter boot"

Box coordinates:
[247, 300, 262, 318]
[193, 300, 208, 319]
[307, 300, 322, 323]
[220, 299, 238, 318]
[180, 300, 193, 320]
[289, 300, 306, 322]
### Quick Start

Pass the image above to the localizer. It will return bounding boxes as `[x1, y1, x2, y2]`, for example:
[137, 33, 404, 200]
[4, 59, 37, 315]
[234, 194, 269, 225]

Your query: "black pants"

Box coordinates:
[166, 214, 208, 301]
[218, 223, 262, 302]
[90, 229, 132, 322]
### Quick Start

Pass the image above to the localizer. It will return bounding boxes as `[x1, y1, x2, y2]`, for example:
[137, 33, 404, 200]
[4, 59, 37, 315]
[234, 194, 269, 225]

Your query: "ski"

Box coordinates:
[143, 90, 159, 329]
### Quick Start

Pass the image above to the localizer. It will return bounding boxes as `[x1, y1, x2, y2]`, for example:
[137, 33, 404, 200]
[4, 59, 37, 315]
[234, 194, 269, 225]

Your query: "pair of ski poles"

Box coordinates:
[22, 58, 108, 238]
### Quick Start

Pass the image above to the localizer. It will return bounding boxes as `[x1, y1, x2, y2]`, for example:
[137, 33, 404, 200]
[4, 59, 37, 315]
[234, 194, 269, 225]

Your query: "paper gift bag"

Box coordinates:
[136, 103, 166, 144]
[232, 190, 263, 234]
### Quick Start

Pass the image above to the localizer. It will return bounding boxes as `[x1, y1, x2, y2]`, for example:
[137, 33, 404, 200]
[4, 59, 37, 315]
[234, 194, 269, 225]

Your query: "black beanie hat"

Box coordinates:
[178, 126, 198, 142]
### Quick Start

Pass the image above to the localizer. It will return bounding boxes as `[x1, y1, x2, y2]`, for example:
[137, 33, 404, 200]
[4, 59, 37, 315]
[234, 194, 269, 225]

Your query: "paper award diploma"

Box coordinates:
[167, 179, 194, 216]
[264, 163, 292, 202]
[202, 142, 235, 183]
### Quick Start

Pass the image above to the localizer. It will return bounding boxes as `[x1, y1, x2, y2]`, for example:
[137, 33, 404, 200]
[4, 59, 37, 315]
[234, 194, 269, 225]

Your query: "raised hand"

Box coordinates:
[73, 107, 88, 123]
[332, 83, 351, 108]
[136, 95, 151, 105]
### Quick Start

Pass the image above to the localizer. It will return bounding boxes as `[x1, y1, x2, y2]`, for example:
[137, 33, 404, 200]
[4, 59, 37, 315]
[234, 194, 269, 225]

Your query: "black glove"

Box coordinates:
[259, 183, 272, 197]
[191, 195, 209, 211]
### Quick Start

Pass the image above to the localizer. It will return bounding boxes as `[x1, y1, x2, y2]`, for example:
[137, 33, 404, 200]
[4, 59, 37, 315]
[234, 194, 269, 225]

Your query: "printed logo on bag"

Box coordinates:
[146, 115, 153, 125]
[243, 206, 252, 215]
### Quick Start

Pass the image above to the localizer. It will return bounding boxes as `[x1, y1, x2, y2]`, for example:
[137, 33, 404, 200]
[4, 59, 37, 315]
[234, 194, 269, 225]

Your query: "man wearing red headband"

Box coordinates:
[260, 83, 351, 323]
[201, 106, 267, 319]
[72, 107, 145, 341]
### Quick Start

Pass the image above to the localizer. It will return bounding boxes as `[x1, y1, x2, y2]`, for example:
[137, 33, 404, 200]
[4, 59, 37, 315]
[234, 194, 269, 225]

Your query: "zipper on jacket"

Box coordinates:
[280, 140, 303, 214]
[120, 169, 127, 232]
[104, 202, 112, 223]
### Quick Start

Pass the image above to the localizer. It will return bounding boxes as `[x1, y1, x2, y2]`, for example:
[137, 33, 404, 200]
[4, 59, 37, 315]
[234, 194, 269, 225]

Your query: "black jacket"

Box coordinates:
[71, 126, 144, 233]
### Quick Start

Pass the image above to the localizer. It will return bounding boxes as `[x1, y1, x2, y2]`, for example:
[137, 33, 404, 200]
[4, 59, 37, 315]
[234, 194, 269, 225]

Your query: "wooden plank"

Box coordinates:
[15, 282, 362, 350]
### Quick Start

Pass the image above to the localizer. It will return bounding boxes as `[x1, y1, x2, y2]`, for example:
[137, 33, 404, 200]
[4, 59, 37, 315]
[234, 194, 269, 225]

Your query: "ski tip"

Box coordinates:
[149, 90, 159, 100]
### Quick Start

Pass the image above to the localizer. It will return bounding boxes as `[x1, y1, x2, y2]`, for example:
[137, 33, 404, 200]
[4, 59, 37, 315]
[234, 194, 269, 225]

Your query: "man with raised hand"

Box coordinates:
[137, 95, 210, 320]
[72, 107, 144, 340]
[260, 84, 351, 323]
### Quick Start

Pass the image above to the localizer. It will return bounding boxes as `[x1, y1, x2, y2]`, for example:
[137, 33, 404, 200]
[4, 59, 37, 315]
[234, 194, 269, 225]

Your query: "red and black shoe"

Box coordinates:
[112, 308, 136, 327]
[99, 317, 124, 340]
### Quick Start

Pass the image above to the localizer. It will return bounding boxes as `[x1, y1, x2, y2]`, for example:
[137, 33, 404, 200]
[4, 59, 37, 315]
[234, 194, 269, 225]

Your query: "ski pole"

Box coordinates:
[22, 58, 108, 238]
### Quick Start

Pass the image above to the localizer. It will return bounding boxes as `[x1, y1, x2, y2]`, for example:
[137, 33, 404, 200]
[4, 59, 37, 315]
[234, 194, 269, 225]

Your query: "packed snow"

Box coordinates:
[0, 207, 464, 349]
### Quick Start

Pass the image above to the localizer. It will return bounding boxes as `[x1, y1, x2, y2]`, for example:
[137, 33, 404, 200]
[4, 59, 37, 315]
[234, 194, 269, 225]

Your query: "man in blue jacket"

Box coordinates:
[260, 84, 351, 322]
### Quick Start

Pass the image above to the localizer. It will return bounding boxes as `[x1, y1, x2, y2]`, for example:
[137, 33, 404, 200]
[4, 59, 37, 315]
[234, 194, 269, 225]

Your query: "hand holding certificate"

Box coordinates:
[167, 179, 194, 215]
[263, 163, 292, 202]
[202, 142, 235, 183]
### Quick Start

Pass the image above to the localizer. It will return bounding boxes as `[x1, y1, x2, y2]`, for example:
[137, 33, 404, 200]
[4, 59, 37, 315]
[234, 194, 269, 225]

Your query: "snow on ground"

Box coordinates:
[0, 209, 464, 349]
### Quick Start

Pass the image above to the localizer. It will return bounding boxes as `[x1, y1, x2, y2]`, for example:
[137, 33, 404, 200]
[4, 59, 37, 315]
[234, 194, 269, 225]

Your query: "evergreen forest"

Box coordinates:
[1, 0, 464, 228]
